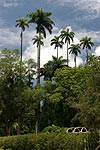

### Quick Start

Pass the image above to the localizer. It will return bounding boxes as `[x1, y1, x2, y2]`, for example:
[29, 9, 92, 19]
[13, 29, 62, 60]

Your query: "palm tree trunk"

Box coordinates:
[28, 71, 31, 87]
[74, 56, 76, 67]
[37, 44, 40, 85]
[57, 47, 58, 59]
[17, 111, 21, 135]
[37, 35, 41, 85]
[35, 106, 40, 134]
[35, 32, 41, 134]
[86, 48, 88, 63]
[67, 42, 69, 66]
[6, 120, 11, 135]
[20, 31, 23, 62]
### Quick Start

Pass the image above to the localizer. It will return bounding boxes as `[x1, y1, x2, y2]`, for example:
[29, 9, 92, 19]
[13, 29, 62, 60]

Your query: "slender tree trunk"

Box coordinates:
[35, 106, 40, 135]
[6, 120, 11, 136]
[86, 48, 88, 63]
[74, 56, 76, 67]
[20, 31, 23, 62]
[17, 111, 21, 135]
[35, 32, 41, 134]
[37, 35, 41, 85]
[28, 71, 31, 87]
[57, 47, 58, 59]
[17, 30, 23, 135]
[67, 42, 69, 66]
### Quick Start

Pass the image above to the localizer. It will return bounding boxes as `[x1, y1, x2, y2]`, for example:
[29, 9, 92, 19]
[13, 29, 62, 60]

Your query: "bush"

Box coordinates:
[0, 132, 87, 150]
[42, 125, 66, 133]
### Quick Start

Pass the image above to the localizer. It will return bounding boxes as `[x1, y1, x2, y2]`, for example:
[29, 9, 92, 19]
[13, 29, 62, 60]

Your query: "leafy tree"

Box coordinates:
[80, 36, 94, 63]
[78, 56, 100, 130]
[69, 43, 81, 67]
[60, 28, 75, 66]
[15, 17, 29, 61]
[0, 48, 21, 135]
[51, 35, 64, 58]
[0, 49, 36, 135]
[41, 56, 66, 81]
[25, 59, 36, 87]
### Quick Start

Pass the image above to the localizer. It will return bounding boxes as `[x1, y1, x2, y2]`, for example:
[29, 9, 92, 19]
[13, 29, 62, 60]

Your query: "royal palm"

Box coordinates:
[51, 36, 64, 58]
[28, 8, 54, 134]
[32, 35, 44, 84]
[28, 8, 54, 84]
[60, 28, 75, 66]
[15, 17, 29, 61]
[80, 36, 94, 63]
[69, 44, 81, 67]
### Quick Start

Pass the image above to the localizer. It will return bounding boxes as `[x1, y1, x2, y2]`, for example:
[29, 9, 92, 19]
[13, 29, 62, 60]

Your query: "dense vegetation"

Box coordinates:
[0, 8, 100, 149]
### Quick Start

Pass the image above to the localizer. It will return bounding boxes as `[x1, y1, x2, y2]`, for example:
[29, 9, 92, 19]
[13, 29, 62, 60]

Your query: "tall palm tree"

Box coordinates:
[15, 17, 29, 62]
[80, 36, 94, 63]
[32, 35, 44, 85]
[28, 8, 54, 134]
[60, 28, 75, 66]
[15, 17, 29, 134]
[27, 8, 55, 84]
[32, 35, 44, 135]
[69, 44, 81, 67]
[51, 36, 64, 58]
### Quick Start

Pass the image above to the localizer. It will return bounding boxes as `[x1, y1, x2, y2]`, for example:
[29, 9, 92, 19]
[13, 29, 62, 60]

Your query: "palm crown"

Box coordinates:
[80, 36, 94, 63]
[27, 8, 55, 38]
[69, 44, 81, 67]
[60, 28, 75, 66]
[32, 35, 44, 48]
[60, 29, 75, 44]
[51, 36, 64, 58]
[80, 36, 94, 50]
[15, 17, 29, 61]
[15, 17, 29, 32]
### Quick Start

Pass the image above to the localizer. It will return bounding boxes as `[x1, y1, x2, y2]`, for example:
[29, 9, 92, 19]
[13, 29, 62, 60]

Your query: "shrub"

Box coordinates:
[0, 132, 87, 150]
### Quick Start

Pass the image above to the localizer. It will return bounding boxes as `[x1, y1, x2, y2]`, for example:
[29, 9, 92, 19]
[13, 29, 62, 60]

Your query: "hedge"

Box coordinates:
[0, 132, 89, 150]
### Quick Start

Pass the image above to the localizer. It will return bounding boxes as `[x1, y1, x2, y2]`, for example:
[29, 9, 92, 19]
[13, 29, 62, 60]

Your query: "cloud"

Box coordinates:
[69, 55, 83, 67]
[0, 0, 19, 8]
[0, 24, 97, 67]
[23, 26, 83, 67]
[55, 0, 100, 19]
[0, 27, 19, 49]
[95, 46, 100, 56]
[0, 25, 34, 50]
[76, 29, 100, 43]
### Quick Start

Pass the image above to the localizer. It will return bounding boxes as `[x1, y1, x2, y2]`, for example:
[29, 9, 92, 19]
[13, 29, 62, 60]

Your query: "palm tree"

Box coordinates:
[27, 8, 54, 84]
[69, 44, 81, 67]
[15, 17, 29, 62]
[32, 35, 44, 135]
[60, 28, 75, 66]
[15, 18, 29, 134]
[80, 36, 94, 63]
[51, 36, 64, 58]
[28, 8, 54, 134]
[32, 35, 44, 85]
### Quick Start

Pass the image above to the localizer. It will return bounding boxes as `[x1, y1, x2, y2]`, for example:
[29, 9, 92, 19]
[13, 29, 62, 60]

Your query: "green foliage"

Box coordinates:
[42, 125, 66, 133]
[0, 132, 87, 150]
[0, 49, 37, 135]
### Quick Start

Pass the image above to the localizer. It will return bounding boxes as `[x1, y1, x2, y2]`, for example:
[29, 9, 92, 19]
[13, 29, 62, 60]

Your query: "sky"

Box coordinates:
[0, 0, 100, 67]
